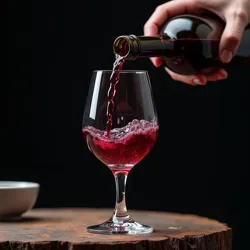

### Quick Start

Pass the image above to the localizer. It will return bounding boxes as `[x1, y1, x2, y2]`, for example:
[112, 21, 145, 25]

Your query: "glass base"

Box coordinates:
[87, 219, 153, 235]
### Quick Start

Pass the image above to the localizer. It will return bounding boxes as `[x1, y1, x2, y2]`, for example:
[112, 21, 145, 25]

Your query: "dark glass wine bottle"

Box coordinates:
[113, 14, 250, 75]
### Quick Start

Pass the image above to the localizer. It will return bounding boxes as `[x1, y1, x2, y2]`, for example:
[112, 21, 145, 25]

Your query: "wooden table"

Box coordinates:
[0, 208, 232, 250]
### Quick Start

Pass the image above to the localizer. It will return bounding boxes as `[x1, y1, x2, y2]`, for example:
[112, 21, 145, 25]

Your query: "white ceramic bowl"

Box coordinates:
[0, 181, 40, 220]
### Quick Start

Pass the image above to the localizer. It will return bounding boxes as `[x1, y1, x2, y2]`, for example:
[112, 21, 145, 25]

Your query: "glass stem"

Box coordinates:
[111, 172, 130, 223]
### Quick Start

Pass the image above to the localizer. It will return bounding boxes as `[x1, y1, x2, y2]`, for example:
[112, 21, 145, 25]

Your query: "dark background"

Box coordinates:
[7, 0, 249, 249]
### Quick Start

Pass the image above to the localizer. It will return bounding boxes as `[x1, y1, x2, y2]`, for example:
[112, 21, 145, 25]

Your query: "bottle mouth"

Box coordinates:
[113, 36, 130, 57]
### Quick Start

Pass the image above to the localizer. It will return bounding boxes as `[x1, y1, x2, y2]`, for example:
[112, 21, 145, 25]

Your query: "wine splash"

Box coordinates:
[83, 119, 158, 174]
[106, 55, 126, 136]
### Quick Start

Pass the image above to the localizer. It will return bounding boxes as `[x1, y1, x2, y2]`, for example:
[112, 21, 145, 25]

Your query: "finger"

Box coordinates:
[165, 67, 207, 86]
[220, 10, 248, 63]
[150, 57, 163, 67]
[165, 68, 228, 85]
[144, 0, 194, 36]
[205, 69, 228, 81]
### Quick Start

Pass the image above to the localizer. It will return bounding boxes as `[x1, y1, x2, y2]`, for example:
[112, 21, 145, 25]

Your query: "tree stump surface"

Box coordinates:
[0, 208, 232, 250]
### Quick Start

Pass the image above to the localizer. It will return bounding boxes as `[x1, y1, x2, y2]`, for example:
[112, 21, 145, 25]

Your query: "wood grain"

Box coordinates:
[0, 208, 232, 250]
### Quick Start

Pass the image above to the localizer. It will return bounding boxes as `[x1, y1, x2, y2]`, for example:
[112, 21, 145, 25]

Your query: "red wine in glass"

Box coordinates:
[83, 119, 158, 174]
[82, 69, 158, 235]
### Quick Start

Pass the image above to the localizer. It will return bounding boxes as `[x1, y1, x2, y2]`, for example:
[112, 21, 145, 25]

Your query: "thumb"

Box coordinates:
[219, 13, 247, 63]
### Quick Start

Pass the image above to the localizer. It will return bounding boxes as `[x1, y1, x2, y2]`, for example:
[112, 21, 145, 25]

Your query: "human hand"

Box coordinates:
[144, 0, 250, 85]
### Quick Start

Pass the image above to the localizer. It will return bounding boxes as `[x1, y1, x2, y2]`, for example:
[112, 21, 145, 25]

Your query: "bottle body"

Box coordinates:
[113, 14, 250, 75]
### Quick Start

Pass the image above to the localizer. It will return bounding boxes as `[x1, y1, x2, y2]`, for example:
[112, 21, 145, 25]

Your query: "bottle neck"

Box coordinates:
[113, 34, 173, 60]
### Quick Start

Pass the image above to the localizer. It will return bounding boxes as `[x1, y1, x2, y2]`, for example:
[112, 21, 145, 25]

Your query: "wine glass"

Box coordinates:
[82, 70, 159, 234]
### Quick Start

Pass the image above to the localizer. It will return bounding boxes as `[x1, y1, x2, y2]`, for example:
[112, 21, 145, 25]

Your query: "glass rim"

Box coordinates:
[93, 70, 148, 74]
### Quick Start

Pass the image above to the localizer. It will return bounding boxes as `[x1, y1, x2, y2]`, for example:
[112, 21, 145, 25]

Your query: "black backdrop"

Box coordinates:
[7, 0, 249, 249]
